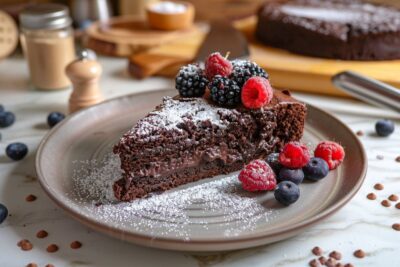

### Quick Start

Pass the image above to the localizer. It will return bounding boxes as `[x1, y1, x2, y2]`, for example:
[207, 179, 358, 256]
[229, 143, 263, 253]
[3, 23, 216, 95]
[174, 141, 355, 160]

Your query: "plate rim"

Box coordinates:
[35, 89, 367, 251]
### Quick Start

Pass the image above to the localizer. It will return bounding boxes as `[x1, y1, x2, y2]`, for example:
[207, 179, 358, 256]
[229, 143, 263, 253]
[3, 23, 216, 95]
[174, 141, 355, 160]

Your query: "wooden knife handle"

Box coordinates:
[128, 54, 191, 79]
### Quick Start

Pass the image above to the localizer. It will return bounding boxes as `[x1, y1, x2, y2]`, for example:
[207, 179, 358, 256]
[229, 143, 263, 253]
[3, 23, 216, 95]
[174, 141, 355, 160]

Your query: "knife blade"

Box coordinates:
[128, 21, 249, 79]
[195, 21, 250, 62]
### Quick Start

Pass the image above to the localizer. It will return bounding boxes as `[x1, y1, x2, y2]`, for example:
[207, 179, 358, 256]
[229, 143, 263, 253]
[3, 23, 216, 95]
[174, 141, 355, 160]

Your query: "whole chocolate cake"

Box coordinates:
[113, 91, 306, 201]
[256, 0, 400, 60]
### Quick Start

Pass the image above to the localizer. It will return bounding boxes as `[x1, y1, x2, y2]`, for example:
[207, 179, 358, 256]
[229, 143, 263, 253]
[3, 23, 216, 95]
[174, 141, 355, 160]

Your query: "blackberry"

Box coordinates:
[209, 75, 241, 107]
[230, 60, 268, 87]
[175, 64, 208, 97]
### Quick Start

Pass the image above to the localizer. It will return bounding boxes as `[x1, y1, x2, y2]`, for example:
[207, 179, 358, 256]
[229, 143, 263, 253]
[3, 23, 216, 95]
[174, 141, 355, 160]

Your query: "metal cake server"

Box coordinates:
[332, 71, 400, 113]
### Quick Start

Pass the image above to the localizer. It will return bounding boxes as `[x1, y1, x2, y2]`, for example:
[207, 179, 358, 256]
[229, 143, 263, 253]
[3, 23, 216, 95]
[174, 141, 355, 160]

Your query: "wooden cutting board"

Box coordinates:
[128, 16, 400, 96]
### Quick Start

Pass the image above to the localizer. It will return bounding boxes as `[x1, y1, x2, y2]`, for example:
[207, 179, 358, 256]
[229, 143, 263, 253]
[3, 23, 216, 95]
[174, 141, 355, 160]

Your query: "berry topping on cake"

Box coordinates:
[209, 75, 241, 107]
[375, 119, 395, 137]
[303, 157, 329, 180]
[175, 64, 208, 97]
[230, 60, 268, 87]
[274, 181, 300, 206]
[238, 159, 277, 191]
[279, 141, 310, 169]
[204, 52, 233, 80]
[314, 141, 345, 170]
[241, 77, 273, 109]
[278, 167, 304, 185]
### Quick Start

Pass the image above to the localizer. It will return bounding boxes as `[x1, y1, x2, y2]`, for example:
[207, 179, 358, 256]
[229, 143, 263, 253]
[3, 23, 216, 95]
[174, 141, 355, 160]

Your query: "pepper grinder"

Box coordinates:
[66, 49, 103, 113]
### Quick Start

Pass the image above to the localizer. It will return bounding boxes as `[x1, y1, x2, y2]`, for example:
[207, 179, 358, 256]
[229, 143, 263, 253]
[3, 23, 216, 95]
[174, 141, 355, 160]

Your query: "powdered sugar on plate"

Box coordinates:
[71, 153, 276, 240]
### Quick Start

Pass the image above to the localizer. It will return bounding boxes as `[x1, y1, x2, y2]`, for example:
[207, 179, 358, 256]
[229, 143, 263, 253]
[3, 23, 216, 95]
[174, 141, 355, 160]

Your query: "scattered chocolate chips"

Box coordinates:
[392, 223, 400, 231]
[396, 202, 400, 209]
[312, 246, 323, 256]
[26, 263, 38, 267]
[395, 156, 400, 162]
[70, 241, 82, 249]
[17, 239, 33, 251]
[326, 258, 336, 267]
[309, 259, 319, 267]
[381, 200, 391, 207]
[356, 130, 364, 136]
[335, 263, 344, 267]
[367, 193, 376, 200]
[25, 194, 37, 202]
[353, 249, 365, 258]
[318, 256, 327, 265]
[376, 155, 384, 160]
[329, 251, 342, 260]
[374, 183, 384, 190]
[45, 264, 55, 267]
[344, 264, 354, 267]
[36, 230, 48, 238]
[46, 244, 59, 253]
[389, 194, 399, 202]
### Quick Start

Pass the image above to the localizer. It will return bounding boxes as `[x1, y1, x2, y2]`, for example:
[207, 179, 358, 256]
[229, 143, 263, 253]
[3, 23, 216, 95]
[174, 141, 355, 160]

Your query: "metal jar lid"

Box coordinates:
[19, 4, 72, 30]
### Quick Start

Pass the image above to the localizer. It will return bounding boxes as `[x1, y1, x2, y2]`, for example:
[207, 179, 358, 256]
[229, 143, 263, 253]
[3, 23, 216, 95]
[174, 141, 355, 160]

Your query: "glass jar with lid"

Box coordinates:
[20, 4, 75, 90]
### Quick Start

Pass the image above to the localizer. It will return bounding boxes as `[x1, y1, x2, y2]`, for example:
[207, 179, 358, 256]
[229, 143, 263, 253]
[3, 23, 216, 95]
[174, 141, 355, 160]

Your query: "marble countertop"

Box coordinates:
[0, 56, 399, 267]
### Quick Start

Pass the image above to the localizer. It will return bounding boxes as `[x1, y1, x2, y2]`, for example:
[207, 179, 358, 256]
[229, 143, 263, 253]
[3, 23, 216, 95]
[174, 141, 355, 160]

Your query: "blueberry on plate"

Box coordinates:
[0, 203, 8, 224]
[0, 111, 15, 128]
[375, 119, 395, 137]
[266, 153, 282, 174]
[47, 112, 65, 128]
[274, 181, 300, 206]
[303, 157, 329, 181]
[278, 167, 304, 184]
[6, 142, 28, 161]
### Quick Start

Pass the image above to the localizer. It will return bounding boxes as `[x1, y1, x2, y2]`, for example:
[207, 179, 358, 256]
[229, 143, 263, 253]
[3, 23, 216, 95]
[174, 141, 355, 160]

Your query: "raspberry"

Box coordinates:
[238, 159, 277, 191]
[209, 75, 241, 107]
[314, 141, 345, 170]
[279, 142, 310, 169]
[241, 77, 273, 109]
[204, 52, 232, 80]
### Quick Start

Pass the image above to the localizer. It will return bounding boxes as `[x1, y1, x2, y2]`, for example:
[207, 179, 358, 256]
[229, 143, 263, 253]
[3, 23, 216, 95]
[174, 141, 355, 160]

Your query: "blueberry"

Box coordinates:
[6, 142, 28, 161]
[0, 104, 4, 113]
[375, 119, 395, 137]
[266, 153, 282, 174]
[278, 167, 304, 184]
[303, 157, 329, 181]
[47, 112, 65, 127]
[0, 203, 8, 224]
[0, 111, 15, 128]
[274, 181, 300, 206]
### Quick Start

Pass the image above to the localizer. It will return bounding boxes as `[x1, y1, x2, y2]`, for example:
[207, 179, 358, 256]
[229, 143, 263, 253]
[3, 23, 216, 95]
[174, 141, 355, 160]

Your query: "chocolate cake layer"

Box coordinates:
[113, 90, 306, 201]
[256, 0, 400, 60]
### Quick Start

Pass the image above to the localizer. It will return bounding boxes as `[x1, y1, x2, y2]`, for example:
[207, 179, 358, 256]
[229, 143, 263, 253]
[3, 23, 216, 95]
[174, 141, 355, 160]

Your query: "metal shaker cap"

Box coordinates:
[20, 4, 72, 30]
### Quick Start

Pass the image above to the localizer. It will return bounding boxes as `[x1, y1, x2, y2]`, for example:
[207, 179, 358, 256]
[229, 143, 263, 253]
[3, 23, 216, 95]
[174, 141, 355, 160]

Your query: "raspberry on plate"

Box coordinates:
[204, 52, 232, 80]
[279, 141, 310, 169]
[241, 77, 273, 109]
[314, 141, 345, 170]
[238, 159, 277, 191]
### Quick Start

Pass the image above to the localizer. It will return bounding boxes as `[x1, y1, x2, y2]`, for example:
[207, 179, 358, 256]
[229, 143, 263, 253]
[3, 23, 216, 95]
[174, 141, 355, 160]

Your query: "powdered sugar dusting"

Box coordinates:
[132, 97, 233, 136]
[71, 154, 276, 239]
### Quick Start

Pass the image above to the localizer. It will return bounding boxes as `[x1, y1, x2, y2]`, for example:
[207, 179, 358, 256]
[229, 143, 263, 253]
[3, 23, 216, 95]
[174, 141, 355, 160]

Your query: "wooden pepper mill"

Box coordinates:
[66, 49, 103, 113]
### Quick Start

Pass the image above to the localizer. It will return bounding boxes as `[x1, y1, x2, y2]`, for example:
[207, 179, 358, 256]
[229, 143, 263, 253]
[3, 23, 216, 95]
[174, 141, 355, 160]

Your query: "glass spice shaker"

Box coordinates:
[19, 4, 75, 90]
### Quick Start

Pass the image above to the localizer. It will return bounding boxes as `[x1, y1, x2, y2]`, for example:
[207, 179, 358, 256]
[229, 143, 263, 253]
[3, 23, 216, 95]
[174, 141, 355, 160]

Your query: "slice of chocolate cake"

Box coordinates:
[256, 0, 400, 60]
[113, 90, 306, 201]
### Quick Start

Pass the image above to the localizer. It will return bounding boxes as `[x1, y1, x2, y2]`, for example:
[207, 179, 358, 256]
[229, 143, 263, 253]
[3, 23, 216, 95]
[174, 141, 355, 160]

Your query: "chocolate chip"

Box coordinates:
[26, 263, 38, 267]
[70, 241, 82, 249]
[312, 246, 323, 256]
[46, 244, 59, 253]
[25, 194, 37, 202]
[389, 194, 399, 202]
[45, 264, 55, 267]
[367, 193, 376, 200]
[318, 256, 327, 264]
[335, 263, 344, 267]
[309, 259, 319, 267]
[396, 202, 400, 209]
[356, 130, 364, 136]
[326, 258, 336, 267]
[36, 230, 48, 238]
[344, 264, 354, 267]
[329, 251, 342, 260]
[354, 249, 365, 258]
[17, 239, 33, 251]
[392, 223, 400, 231]
[381, 200, 391, 207]
[395, 156, 400, 162]
[374, 183, 384, 190]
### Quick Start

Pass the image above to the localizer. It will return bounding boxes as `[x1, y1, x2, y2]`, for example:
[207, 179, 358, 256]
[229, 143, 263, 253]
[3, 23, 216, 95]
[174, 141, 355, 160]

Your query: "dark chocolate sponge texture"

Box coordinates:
[256, 0, 400, 60]
[113, 90, 306, 201]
